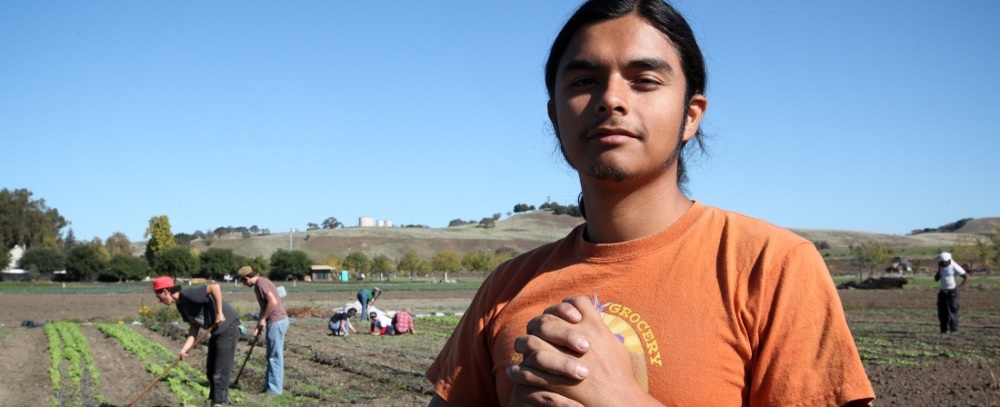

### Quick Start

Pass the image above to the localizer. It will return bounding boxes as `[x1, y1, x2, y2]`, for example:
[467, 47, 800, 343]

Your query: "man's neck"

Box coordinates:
[580, 175, 692, 243]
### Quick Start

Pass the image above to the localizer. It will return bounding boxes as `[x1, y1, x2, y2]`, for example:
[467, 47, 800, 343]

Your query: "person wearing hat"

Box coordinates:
[151, 276, 240, 407]
[934, 252, 970, 333]
[237, 265, 289, 395]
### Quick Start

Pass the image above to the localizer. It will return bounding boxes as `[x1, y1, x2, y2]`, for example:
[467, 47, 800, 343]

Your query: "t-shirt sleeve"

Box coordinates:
[426, 284, 501, 406]
[749, 243, 875, 407]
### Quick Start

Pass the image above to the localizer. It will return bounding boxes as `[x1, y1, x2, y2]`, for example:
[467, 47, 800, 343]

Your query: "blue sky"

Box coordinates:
[2, 1, 998, 242]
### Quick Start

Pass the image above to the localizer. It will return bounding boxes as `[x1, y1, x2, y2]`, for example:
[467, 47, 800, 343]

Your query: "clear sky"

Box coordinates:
[2, 1, 998, 243]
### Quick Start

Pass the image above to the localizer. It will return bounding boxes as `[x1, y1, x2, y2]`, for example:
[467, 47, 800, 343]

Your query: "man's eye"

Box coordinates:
[570, 78, 597, 87]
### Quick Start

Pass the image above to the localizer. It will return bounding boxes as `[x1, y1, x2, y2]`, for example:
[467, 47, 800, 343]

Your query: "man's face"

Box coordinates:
[155, 289, 174, 305]
[241, 275, 254, 286]
[548, 14, 706, 184]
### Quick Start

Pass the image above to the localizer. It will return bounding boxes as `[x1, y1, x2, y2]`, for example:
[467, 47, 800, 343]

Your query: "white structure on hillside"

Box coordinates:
[359, 217, 393, 228]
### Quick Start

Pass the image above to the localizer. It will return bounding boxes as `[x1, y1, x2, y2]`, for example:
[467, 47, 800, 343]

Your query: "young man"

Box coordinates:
[934, 252, 969, 333]
[152, 276, 240, 407]
[329, 307, 358, 336]
[237, 266, 289, 395]
[357, 286, 381, 321]
[425, 1, 875, 406]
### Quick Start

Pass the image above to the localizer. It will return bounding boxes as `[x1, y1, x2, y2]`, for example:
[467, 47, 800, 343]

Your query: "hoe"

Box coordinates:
[125, 325, 215, 407]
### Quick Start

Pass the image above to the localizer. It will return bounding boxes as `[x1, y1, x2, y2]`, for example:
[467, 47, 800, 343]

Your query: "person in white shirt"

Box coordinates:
[934, 252, 970, 333]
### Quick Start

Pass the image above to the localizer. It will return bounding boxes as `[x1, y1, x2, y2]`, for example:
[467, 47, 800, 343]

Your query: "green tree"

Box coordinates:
[0, 188, 69, 249]
[462, 251, 501, 275]
[199, 248, 244, 280]
[18, 247, 65, 279]
[63, 228, 78, 253]
[343, 252, 371, 276]
[432, 250, 461, 273]
[144, 215, 176, 266]
[65, 245, 106, 282]
[397, 250, 427, 278]
[0, 248, 10, 270]
[371, 254, 396, 274]
[848, 241, 890, 281]
[322, 217, 343, 229]
[103, 254, 149, 282]
[478, 218, 496, 228]
[153, 246, 200, 277]
[105, 232, 133, 257]
[269, 249, 311, 281]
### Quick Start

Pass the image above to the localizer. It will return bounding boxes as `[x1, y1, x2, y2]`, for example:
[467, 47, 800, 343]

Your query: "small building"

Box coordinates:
[310, 265, 335, 282]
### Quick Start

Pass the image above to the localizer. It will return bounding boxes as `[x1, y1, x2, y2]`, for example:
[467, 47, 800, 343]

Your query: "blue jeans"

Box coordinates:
[358, 291, 371, 320]
[265, 318, 289, 394]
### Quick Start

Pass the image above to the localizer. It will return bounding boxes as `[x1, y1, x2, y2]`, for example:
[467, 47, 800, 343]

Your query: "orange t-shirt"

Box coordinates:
[426, 202, 874, 406]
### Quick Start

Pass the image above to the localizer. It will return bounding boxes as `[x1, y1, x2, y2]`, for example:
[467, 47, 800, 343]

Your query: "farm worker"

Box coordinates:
[425, 1, 875, 406]
[369, 311, 394, 335]
[393, 307, 416, 335]
[357, 286, 381, 321]
[934, 252, 970, 333]
[237, 265, 289, 395]
[329, 307, 358, 336]
[151, 276, 239, 407]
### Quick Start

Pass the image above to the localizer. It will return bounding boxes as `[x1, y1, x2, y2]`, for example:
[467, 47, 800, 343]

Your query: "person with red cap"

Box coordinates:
[151, 276, 240, 407]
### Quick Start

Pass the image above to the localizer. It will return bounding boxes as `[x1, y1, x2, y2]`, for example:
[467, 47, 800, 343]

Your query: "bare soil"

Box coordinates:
[1, 288, 998, 406]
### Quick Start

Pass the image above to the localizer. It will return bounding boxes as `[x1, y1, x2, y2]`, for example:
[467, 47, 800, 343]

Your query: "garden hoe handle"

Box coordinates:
[126, 325, 216, 407]
[232, 335, 259, 387]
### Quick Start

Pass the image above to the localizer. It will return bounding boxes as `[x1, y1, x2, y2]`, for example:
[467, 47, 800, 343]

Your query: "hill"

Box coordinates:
[136, 212, 996, 265]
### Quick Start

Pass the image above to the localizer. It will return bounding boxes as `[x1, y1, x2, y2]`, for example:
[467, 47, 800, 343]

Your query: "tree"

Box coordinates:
[848, 241, 891, 281]
[174, 233, 194, 246]
[103, 254, 148, 282]
[144, 215, 176, 266]
[65, 245, 106, 282]
[153, 246, 199, 277]
[306, 223, 320, 231]
[269, 250, 311, 281]
[397, 251, 428, 278]
[322, 217, 343, 229]
[432, 250, 461, 274]
[245, 256, 271, 277]
[63, 228, 78, 253]
[371, 254, 396, 274]
[513, 203, 536, 213]
[462, 251, 501, 275]
[343, 252, 371, 276]
[18, 247, 65, 275]
[250, 225, 260, 234]
[0, 249, 10, 270]
[478, 218, 496, 228]
[199, 248, 244, 280]
[105, 232, 133, 257]
[0, 188, 69, 250]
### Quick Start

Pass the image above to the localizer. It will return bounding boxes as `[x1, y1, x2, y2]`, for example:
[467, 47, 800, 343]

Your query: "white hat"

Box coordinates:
[938, 252, 952, 261]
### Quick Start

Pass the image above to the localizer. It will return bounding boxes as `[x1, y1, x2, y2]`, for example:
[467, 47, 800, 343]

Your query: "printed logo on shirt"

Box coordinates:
[593, 294, 659, 392]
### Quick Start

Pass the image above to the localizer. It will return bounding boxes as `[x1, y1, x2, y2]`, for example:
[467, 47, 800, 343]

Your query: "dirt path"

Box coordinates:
[81, 324, 178, 407]
[0, 326, 51, 406]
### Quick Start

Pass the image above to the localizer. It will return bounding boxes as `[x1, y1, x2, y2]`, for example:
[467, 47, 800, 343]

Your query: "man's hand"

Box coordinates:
[216, 311, 226, 326]
[506, 296, 658, 407]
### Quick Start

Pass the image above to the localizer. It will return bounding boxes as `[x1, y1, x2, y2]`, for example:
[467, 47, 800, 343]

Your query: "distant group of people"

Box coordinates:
[328, 286, 417, 336]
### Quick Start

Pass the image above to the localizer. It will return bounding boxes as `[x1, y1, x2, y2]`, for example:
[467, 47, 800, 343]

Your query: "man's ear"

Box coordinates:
[547, 100, 559, 138]
[682, 94, 708, 142]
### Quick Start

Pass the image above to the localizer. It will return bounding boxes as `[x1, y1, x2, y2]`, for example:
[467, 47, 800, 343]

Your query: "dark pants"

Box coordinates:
[207, 322, 240, 404]
[937, 290, 960, 333]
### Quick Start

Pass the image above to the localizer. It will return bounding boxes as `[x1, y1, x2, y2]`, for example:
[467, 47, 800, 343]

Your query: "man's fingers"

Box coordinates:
[542, 300, 584, 323]
[512, 337, 589, 380]
[525, 314, 591, 353]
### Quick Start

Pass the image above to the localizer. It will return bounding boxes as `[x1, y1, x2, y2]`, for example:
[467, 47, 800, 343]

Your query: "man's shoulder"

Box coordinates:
[702, 205, 808, 243]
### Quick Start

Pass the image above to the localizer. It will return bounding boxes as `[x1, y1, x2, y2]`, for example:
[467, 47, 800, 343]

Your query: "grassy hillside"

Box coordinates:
[136, 212, 995, 269]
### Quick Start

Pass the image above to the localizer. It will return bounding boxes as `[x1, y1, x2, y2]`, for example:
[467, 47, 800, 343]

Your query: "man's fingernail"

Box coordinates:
[577, 338, 590, 351]
[575, 364, 589, 378]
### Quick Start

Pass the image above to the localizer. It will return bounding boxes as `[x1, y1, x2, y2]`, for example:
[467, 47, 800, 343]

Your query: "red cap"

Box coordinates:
[151, 276, 176, 291]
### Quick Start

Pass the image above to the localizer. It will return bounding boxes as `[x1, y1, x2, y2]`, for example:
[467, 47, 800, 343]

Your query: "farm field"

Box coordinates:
[1, 282, 998, 406]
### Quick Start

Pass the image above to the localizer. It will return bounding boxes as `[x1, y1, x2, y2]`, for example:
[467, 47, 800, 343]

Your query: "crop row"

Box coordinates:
[96, 323, 222, 405]
[44, 322, 103, 407]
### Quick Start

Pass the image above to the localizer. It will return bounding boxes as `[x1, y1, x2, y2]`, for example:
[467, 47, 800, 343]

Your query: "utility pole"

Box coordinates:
[289, 228, 294, 250]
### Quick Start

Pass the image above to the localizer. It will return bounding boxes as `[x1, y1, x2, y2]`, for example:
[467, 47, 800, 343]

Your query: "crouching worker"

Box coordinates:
[152, 276, 240, 407]
[329, 307, 358, 336]
[393, 307, 416, 335]
[369, 311, 394, 335]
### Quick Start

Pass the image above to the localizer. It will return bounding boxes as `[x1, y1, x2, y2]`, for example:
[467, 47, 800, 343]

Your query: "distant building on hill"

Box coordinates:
[359, 217, 392, 228]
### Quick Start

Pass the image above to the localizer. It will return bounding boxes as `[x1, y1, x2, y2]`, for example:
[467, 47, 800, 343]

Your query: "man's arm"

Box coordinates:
[206, 283, 226, 325]
[957, 273, 970, 290]
[255, 290, 279, 338]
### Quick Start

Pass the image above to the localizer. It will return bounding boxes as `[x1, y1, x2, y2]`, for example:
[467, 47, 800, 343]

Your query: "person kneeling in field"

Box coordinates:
[369, 311, 394, 335]
[329, 307, 358, 336]
[152, 276, 240, 407]
[392, 307, 416, 335]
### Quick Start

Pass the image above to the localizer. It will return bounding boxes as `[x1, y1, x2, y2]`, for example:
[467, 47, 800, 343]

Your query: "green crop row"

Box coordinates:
[45, 322, 104, 407]
[97, 323, 214, 405]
